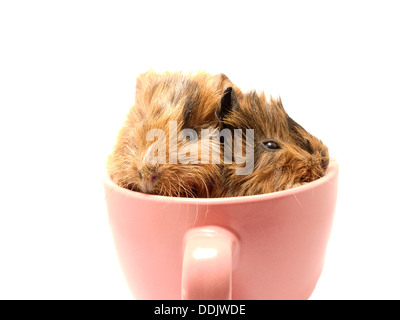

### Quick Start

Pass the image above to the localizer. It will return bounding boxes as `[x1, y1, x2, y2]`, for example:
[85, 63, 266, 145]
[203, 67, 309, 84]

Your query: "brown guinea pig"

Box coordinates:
[107, 70, 240, 197]
[216, 89, 330, 197]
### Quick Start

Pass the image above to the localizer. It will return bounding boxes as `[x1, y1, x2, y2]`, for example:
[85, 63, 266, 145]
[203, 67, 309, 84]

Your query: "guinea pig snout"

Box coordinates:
[138, 169, 160, 193]
[139, 170, 160, 184]
[321, 158, 329, 171]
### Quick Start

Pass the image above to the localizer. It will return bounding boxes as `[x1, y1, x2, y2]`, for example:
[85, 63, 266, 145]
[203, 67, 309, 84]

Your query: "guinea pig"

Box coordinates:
[216, 88, 330, 197]
[107, 70, 241, 197]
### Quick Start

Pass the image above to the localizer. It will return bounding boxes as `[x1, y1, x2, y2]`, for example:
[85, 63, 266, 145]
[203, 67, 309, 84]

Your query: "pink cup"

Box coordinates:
[104, 160, 339, 300]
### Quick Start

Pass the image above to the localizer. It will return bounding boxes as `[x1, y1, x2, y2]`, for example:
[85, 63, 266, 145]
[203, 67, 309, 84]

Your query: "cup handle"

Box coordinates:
[181, 226, 238, 300]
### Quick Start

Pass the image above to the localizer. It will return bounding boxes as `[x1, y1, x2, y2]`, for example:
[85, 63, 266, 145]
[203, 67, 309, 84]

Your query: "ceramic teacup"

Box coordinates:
[104, 160, 338, 299]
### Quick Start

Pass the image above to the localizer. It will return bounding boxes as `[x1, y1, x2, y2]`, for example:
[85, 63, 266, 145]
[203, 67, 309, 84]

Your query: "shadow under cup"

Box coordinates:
[103, 160, 339, 300]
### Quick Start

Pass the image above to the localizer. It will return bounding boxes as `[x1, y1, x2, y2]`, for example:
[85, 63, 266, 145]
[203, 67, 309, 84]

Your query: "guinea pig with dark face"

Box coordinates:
[216, 88, 330, 197]
[107, 70, 241, 197]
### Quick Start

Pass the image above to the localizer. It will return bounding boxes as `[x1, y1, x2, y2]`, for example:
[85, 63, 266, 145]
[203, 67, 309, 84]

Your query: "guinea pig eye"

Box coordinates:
[263, 140, 281, 151]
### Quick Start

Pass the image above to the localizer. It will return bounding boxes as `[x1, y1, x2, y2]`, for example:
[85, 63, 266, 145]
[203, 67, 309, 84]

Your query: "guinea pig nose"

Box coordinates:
[321, 158, 329, 171]
[139, 170, 159, 185]
[149, 173, 159, 185]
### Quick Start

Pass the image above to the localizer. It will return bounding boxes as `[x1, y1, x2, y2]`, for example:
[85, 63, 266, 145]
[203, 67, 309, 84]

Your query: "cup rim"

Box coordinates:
[104, 159, 338, 205]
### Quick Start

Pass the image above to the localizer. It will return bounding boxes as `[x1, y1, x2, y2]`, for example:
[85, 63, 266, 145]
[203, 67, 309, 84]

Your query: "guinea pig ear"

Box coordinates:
[216, 87, 239, 122]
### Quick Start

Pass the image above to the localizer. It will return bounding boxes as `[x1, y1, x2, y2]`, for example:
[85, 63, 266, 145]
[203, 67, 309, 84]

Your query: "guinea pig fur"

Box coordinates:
[216, 89, 330, 197]
[107, 70, 240, 198]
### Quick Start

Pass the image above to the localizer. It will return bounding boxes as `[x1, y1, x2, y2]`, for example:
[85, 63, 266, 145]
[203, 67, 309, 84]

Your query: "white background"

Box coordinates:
[0, 0, 399, 299]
